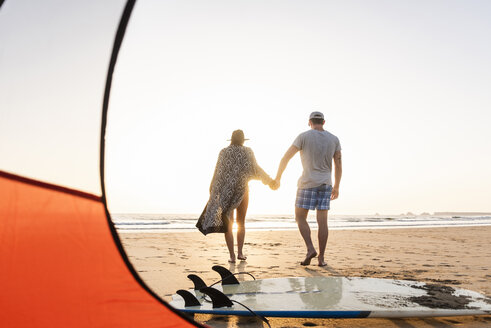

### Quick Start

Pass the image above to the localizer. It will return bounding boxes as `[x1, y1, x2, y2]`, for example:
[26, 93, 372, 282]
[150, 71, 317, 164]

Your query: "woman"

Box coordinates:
[196, 129, 274, 263]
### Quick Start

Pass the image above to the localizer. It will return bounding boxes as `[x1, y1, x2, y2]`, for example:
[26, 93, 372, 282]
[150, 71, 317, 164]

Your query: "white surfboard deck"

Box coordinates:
[170, 277, 491, 318]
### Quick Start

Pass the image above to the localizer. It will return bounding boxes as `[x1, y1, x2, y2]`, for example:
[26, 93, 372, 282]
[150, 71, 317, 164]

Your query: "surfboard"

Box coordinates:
[170, 276, 491, 318]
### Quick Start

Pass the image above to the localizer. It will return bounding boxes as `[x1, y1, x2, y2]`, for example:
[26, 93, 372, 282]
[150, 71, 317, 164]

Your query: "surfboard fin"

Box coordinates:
[176, 289, 201, 307]
[200, 287, 233, 308]
[212, 265, 240, 285]
[187, 274, 207, 290]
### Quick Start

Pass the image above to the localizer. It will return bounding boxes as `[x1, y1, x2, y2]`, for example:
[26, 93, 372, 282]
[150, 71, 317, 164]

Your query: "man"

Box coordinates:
[273, 111, 342, 266]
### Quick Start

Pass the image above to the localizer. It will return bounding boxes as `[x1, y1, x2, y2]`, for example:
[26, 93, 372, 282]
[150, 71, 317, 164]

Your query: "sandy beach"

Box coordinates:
[119, 226, 491, 327]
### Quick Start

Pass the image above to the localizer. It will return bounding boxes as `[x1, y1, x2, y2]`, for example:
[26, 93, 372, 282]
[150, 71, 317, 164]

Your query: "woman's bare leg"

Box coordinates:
[224, 213, 235, 263]
[236, 192, 249, 260]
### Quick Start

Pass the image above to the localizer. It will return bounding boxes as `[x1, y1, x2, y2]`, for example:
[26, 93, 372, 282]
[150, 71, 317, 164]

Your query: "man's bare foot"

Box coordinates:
[238, 254, 247, 261]
[318, 256, 327, 266]
[228, 258, 236, 263]
[300, 251, 317, 266]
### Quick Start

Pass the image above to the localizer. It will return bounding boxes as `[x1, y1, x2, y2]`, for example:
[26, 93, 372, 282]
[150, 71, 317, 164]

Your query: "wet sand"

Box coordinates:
[120, 226, 491, 327]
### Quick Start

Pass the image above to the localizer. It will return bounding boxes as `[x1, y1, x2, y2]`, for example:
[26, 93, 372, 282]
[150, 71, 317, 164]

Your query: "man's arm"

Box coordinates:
[273, 145, 299, 188]
[331, 150, 342, 200]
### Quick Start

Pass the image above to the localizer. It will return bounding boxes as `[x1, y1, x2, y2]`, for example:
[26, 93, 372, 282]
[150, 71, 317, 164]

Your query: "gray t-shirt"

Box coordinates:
[293, 129, 341, 189]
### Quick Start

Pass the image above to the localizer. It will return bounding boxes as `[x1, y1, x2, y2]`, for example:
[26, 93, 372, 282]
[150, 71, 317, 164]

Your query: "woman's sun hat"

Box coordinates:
[227, 129, 250, 144]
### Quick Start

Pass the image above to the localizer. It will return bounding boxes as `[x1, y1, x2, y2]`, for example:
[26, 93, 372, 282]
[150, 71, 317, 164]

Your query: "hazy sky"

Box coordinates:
[0, 0, 125, 194]
[1, 1, 490, 215]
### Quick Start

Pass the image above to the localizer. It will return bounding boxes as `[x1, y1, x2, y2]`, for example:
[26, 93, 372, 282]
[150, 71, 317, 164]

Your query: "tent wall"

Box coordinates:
[0, 171, 199, 327]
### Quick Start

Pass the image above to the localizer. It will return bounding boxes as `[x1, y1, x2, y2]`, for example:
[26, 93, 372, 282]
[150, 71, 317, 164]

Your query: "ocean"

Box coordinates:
[111, 213, 491, 233]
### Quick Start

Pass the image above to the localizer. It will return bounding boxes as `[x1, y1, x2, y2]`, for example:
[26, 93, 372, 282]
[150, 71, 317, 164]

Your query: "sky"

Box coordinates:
[0, 1, 125, 194]
[1, 0, 491, 215]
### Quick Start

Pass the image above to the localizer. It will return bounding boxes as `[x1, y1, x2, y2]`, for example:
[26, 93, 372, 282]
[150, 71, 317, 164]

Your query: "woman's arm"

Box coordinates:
[255, 164, 273, 185]
[248, 148, 273, 185]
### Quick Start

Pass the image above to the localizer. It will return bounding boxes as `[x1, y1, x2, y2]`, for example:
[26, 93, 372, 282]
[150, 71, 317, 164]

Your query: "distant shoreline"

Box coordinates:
[112, 212, 491, 216]
[115, 222, 491, 234]
[433, 212, 491, 216]
[113, 212, 491, 233]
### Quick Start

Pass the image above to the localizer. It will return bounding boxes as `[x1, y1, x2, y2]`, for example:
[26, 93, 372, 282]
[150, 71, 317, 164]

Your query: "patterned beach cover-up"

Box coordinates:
[196, 145, 271, 235]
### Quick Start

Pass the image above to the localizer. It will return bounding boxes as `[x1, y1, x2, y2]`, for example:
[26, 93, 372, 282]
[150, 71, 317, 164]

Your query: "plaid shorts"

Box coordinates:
[295, 184, 333, 210]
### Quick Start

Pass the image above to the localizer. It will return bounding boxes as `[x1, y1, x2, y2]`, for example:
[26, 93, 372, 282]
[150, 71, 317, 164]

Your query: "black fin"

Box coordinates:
[200, 287, 233, 308]
[212, 265, 240, 285]
[187, 274, 207, 290]
[176, 289, 201, 307]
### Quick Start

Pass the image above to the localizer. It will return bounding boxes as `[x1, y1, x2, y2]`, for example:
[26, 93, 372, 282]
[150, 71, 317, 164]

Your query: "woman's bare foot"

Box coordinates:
[228, 258, 236, 263]
[237, 254, 247, 261]
[300, 251, 317, 266]
[318, 255, 327, 266]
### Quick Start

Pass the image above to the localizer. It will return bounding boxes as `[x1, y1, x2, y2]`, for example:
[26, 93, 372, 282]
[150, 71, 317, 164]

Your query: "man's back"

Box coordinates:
[273, 111, 343, 267]
[293, 129, 341, 189]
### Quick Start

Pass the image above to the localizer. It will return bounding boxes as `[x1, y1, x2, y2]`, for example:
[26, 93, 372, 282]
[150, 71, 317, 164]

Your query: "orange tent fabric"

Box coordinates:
[0, 171, 202, 327]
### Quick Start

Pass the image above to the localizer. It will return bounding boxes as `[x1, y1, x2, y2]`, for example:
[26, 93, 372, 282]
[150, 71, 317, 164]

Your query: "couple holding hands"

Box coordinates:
[196, 112, 342, 267]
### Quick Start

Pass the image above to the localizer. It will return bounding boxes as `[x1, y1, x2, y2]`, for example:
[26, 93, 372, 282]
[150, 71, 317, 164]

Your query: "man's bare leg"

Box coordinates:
[224, 214, 235, 263]
[295, 207, 317, 265]
[236, 192, 249, 260]
[316, 210, 328, 266]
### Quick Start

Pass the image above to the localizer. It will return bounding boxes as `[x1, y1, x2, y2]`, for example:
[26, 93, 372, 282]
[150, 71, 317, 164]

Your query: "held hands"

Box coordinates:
[269, 178, 280, 190]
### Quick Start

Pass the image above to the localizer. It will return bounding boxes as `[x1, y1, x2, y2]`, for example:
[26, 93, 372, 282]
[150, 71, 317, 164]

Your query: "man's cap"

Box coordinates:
[227, 129, 250, 143]
[309, 111, 324, 120]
